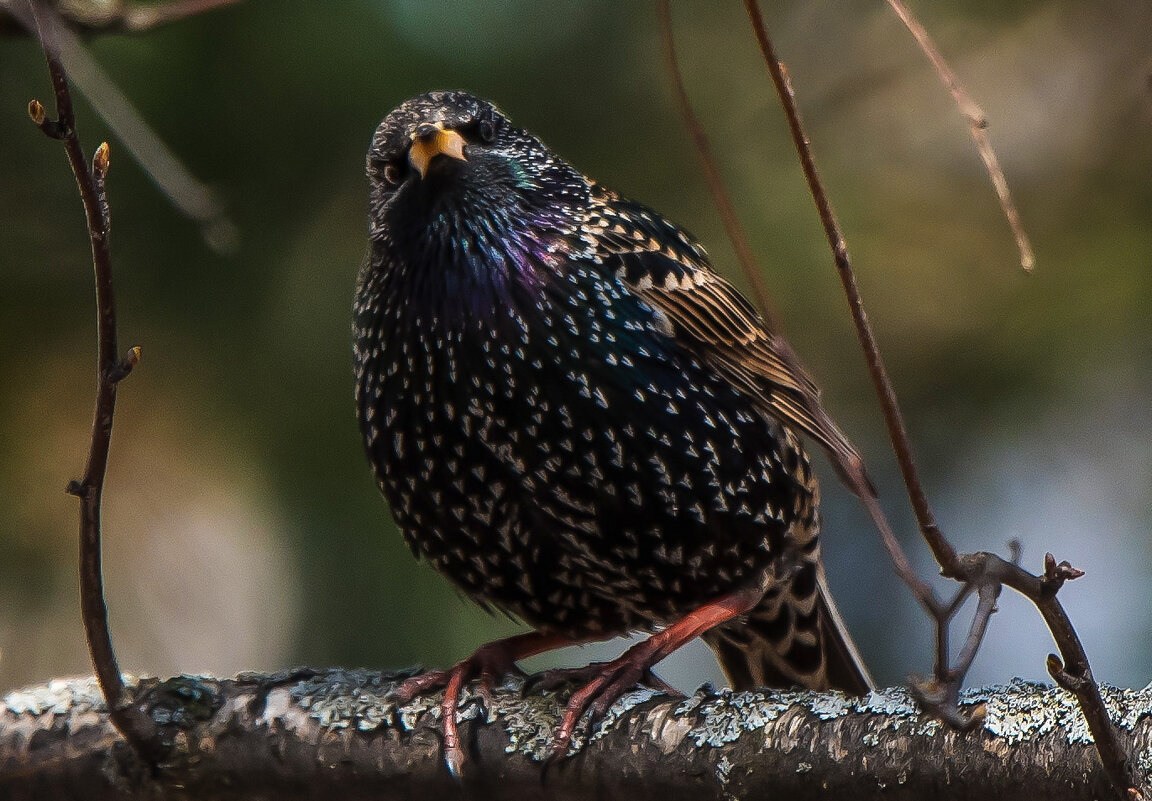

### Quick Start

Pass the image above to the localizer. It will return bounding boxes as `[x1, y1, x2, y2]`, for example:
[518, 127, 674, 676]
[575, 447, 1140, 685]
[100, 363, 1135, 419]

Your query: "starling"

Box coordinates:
[353, 91, 872, 772]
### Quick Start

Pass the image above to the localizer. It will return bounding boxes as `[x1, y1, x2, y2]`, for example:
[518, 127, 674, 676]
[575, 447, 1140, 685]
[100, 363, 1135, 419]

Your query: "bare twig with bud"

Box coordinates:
[23, 0, 159, 762]
[733, 1, 1134, 796]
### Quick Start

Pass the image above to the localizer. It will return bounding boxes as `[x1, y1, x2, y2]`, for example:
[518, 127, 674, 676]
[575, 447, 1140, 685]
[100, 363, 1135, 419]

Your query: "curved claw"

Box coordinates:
[547, 660, 682, 758]
[439, 664, 479, 778]
[385, 630, 581, 776]
[387, 664, 472, 775]
[388, 646, 527, 776]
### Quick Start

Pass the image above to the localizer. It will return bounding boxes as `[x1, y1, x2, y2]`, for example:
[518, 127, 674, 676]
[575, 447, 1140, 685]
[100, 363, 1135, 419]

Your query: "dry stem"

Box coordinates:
[25, 0, 160, 762]
[738, 1, 1133, 796]
[883, 0, 1035, 272]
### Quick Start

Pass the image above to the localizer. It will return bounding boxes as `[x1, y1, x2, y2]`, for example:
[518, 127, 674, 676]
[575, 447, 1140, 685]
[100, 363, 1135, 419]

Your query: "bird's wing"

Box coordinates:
[588, 186, 870, 493]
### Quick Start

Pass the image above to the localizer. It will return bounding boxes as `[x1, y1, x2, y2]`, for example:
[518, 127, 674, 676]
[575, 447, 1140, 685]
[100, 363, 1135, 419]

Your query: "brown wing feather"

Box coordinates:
[590, 187, 870, 495]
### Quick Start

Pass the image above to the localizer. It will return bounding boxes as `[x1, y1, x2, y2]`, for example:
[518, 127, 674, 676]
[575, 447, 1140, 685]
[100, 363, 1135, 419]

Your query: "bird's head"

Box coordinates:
[366, 91, 587, 261]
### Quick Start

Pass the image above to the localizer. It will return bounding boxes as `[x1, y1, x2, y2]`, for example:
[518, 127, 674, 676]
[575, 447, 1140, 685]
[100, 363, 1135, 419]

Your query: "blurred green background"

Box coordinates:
[2, 0, 1150, 695]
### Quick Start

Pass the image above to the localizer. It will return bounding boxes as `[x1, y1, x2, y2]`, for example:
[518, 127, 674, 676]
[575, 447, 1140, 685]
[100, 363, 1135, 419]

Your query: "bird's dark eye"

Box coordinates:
[384, 161, 406, 186]
[476, 120, 495, 143]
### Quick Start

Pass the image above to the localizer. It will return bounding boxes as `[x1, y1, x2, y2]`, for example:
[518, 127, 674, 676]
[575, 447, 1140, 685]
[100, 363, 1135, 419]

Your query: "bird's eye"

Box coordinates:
[384, 161, 406, 186]
[476, 120, 495, 143]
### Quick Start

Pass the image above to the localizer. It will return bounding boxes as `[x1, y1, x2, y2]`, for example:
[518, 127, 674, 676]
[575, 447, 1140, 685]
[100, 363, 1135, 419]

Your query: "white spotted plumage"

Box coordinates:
[354, 91, 872, 695]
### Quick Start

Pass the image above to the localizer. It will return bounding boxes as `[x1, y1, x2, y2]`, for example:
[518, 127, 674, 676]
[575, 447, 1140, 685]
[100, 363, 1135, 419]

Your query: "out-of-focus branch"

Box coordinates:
[24, 0, 161, 763]
[1, 0, 242, 34]
[655, 0, 780, 335]
[883, 0, 1035, 272]
[6, 0, 238, 254]
[1, 671, 1147, 800]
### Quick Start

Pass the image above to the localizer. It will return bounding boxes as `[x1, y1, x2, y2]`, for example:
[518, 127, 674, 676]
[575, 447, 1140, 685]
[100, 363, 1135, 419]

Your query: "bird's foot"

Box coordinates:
[539, 642, 684, 759]
[387, 630, 578, 777]
[389, 640, 528, 777]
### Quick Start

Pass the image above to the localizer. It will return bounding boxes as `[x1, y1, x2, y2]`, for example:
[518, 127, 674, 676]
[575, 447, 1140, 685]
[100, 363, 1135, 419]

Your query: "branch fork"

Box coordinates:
[656, 1, 1137, 796]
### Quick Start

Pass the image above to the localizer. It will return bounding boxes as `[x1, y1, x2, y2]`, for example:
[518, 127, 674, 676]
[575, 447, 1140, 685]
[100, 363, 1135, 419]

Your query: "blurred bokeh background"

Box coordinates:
[1, 0, 1150, 697]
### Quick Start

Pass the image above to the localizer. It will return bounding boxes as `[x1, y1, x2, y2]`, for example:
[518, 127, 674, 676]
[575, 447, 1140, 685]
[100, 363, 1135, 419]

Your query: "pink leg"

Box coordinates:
[550, 586, 764, 757]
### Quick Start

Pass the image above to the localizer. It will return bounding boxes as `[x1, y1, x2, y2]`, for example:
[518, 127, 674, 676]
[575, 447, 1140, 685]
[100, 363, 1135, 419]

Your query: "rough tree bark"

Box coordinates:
[1, 669, 1149, 800]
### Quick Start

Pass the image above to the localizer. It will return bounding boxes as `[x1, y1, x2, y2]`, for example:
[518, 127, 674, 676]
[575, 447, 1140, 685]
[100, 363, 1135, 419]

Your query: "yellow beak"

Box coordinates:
[408, 125, 467, 178]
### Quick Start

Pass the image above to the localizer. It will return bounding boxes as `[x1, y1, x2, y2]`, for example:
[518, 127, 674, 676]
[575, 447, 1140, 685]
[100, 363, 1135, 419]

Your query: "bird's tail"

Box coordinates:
[703, 565, 873, 695]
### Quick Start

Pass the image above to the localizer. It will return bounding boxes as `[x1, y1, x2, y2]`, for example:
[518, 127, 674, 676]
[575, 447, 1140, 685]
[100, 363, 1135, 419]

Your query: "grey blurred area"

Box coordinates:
[1, 0, 1150, 695]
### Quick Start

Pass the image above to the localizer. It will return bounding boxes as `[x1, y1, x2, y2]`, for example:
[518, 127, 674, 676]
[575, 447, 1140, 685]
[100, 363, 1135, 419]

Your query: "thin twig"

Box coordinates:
[660, 0, 946, 634]
[732, 1, 983, 717]
[857, 493, 940, 616]
[988, 551, 1133, 796]
[741, 2, 1132, 795]
[883, 0, 1035, 273]
[26, 0, 161, 762]
[1015, 575, 1132, 795]
[662, 2, 972, 716]
[659, 0, 877, 511]
[742, 0, 958, 575]
[947, 578, 998, 685]
[656, 0, 780, 334]
[660, 0, 959, 693]
[661, 0, 967, 710]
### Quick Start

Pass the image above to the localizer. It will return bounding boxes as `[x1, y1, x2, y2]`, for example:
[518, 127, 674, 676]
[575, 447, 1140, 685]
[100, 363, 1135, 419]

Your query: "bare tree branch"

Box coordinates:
[883, 0, 1035, 272]
[24, 0, 160, 763]
[660, 0, 944, 642]
[740, 4, 1135, 797]
[743, 0, 956, 573]
[1, 671, 1148, 800]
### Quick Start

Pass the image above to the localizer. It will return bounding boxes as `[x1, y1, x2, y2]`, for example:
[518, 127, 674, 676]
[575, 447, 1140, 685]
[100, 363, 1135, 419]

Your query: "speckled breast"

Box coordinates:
[354, 261, 820, 637]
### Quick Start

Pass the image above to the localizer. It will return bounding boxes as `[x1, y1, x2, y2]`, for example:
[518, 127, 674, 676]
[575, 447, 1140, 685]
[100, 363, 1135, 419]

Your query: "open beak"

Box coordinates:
[408, 123, 467, 178]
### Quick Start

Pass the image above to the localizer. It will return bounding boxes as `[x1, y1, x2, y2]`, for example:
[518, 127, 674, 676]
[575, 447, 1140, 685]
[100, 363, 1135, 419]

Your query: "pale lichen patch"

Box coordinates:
[715, 753, 732, 784]
[3, 676, 115, 717]
[853, 687, 920, 716]
[686, 688, 805, 748]
[808, 691, 852, 720]
[966, 680, 1080, 745]
[289, 668, 414, 732]
[590, 687, 662, 742]
[963, 679, 1152, 746]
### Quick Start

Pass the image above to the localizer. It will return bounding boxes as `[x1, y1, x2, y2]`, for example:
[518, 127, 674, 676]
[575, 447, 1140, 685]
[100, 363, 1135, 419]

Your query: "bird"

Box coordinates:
[353, 90, 873, 774]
